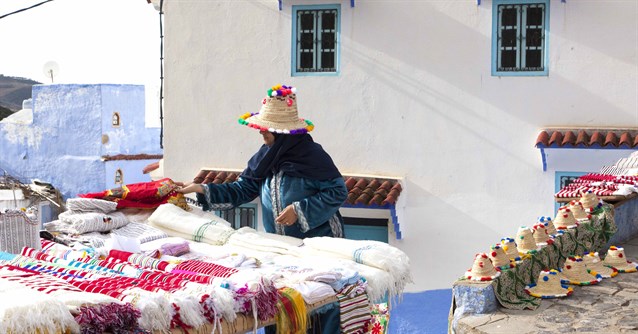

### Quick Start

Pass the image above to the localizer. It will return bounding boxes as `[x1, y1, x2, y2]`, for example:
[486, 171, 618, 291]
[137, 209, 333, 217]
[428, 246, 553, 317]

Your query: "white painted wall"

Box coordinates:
[161, 1, 638, 291]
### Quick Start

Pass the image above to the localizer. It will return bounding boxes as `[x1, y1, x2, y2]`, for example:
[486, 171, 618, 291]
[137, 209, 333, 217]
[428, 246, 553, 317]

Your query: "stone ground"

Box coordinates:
[454, 236, 638, 334]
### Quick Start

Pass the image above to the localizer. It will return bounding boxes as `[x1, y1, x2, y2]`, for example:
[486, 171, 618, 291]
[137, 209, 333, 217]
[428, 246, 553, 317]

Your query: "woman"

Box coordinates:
[177, 84, 346, 333]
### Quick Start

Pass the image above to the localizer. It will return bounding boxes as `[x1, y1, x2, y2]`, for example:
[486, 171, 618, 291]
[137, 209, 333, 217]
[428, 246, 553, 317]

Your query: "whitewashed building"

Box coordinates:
[158, 0, 638, 292]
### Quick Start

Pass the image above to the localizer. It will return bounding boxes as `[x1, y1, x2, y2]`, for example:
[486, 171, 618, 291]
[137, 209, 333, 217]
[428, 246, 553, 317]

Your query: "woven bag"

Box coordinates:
[0, 209, 41, 254]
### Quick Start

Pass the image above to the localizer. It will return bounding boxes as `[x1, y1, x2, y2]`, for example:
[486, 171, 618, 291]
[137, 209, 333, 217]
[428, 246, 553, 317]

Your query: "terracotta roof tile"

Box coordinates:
[575, 130, 589, 146]
[536, 129, 638, 149]
[536, 131, 550, 147]
[549, 131, 563, 146]
[561, 130, 576, 146]
[589, 131, 605, 147]
[619, 132, 632, 147]
[193, 169, 403, 207]
[605, 132, 618, 147]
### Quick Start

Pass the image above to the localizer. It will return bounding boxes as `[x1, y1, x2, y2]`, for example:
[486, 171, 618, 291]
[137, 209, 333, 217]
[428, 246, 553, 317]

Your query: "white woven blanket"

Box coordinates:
[148, 203, 234, 245]
[0, 277, 79, 334]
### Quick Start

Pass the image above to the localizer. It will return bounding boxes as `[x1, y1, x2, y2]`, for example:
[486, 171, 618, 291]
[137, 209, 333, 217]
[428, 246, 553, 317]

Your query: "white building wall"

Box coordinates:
[162, 1, 638, 291]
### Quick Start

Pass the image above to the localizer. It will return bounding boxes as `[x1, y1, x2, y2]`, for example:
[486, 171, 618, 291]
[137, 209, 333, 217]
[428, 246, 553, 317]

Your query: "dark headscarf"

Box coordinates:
[241, 133, 342, 181]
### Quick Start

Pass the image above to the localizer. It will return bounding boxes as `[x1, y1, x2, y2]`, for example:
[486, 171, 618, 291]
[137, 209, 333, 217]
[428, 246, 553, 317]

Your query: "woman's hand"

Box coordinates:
[175, 183, 204, 194]
[276, 205, 298, 227]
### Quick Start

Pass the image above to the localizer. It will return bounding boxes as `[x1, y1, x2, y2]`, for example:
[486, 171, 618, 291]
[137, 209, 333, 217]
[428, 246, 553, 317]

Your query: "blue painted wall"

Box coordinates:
[0, 84, 161, 199]
[388, 289, 452, 334]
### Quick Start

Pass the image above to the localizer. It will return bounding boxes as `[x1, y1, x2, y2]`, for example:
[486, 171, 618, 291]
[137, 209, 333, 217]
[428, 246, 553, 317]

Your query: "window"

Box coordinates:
[492, 0, 549, 76]
[112, 112, 121, 127]
[292, 5, 340, 76]
[216, 204, 257, 230]
[114, 169, 123, 185]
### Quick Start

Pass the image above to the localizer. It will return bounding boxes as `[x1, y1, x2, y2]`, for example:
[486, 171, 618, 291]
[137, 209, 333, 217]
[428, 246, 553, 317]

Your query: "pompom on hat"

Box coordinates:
[553, 206, 579, 230]
[238, 84, 314, 135]
[583, 251, 618, 278]
[532, 223, 553, 246]
[500, 237, 521, 262]
[464, 253, 500, 281]
[580, 190, 603, 213]
[560, 256, 603, 285]
[538, 216, 557, 236]
[525, 269, 573, 299]
[568, 200, 591, 220]
[603, 246, 638, 273]
[488, 244, 515, 270]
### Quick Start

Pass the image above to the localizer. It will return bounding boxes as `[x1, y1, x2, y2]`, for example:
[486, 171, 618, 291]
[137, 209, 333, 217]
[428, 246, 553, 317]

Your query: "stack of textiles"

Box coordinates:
[554, 173, 638, 198]
[0, 239, 282, 333]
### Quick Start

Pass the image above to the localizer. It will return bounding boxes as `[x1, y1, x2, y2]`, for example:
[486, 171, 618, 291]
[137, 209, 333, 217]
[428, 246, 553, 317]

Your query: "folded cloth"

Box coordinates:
[148, 203, 234, 245]
[66, 198, 118, 214]
[291, 281, 336, 304]
[159, 240, 190, 257]
[57, 210, 130, 234]
[226, 230, 297, 255]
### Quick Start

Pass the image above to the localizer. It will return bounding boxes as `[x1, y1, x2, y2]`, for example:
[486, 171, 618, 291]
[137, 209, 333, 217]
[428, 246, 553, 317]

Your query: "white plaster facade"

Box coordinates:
[160, 1, 638, 291]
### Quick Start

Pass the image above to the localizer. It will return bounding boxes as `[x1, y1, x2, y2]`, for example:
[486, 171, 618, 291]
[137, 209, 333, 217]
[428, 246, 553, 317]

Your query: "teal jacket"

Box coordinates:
[196, 171, 348, 238]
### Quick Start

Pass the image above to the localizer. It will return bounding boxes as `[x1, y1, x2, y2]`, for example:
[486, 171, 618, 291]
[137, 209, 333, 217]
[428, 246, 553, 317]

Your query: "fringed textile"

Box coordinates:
[107, 249, 171, 271]
[275, 287, 308, 334]
[336, 281, 372, 334]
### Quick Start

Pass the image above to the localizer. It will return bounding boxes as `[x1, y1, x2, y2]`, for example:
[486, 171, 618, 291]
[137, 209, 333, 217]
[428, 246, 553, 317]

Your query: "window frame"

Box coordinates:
[291, 4, 341, 77]
[491, 0, 550, 77]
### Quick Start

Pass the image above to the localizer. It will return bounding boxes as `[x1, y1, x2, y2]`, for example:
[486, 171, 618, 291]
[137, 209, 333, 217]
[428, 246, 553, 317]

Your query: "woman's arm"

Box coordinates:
[285, 177, 348, 233]
[193, 177, 261, 212]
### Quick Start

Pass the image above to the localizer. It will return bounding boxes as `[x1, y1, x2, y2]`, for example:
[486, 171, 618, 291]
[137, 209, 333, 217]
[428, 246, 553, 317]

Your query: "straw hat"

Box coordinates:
[500, 237, 521, 262]
[238, 84, 314, 135]
[464, 253, 500, 281]
[580, 191, 602, 213]
[516, 226, 541, 254]
[553, 206, 579, 230]
[583, 251, 618, 278]
[525, 269, 574, 299]
[532, 223, 553, 246]
[568, 200, 591, 221]
[603, 246, 638, 273]
[538, 216, 557, 236]
[488, 244, 515, 270]
[560, 256, 603, 285]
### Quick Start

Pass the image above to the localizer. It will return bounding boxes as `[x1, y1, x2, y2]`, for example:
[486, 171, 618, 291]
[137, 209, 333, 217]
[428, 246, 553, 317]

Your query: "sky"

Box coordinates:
[0, 0, 161, 125]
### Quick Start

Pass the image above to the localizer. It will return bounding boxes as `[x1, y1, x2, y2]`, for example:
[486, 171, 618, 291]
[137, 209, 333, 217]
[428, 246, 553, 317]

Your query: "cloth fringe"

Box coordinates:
[275, 287, 308, 334]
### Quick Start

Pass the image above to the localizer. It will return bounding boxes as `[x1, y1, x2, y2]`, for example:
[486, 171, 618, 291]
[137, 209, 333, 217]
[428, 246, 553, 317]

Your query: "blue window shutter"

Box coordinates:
[491, 0, 550, 76]
[291, 4, 341, 77]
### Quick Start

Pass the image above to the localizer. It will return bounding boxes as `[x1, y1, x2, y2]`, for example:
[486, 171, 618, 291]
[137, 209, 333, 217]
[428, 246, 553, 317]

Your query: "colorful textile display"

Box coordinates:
[79, 178, 190, 210]
[0, 265, 141, 333]
[555, 173, 638, 198]
[0, 274, 80, 334]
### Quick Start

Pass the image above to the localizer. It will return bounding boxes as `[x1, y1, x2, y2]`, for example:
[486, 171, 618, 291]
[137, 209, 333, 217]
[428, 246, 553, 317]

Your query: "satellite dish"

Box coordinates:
[42, 61, 60, 83]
